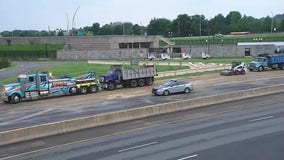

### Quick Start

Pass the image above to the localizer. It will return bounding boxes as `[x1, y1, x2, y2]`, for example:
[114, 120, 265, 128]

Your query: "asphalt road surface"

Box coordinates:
[1, 70, 284, 131]
[0, 92, 283, 160]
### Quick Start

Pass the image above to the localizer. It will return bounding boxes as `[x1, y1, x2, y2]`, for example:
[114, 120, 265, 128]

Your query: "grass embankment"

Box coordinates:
[166, 33, 284, 45]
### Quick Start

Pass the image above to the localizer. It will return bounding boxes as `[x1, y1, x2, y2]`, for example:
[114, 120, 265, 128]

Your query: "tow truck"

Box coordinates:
[1, 72, 99, 104]
[220, 62, 247, 76]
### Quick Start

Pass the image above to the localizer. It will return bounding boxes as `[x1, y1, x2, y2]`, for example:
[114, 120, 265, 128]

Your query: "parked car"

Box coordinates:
[152, 79, 193, 96]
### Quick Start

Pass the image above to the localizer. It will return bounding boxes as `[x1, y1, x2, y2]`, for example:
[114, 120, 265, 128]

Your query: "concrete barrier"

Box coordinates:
[1, 84, 284, 146]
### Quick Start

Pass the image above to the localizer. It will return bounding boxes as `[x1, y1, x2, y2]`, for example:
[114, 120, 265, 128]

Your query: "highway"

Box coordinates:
[1, 92, 283, 160]
[1, 71, 284, 131]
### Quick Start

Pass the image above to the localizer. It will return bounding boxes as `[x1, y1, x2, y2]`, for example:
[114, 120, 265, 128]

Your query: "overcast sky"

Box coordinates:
[0, 0, 283, 32]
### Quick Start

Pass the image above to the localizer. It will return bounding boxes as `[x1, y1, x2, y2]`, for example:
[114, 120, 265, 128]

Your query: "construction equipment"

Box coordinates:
[220, 62, 247, 76]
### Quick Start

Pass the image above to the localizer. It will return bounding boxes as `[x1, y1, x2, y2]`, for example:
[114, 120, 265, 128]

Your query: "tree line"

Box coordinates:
[1, 11, 284, 38]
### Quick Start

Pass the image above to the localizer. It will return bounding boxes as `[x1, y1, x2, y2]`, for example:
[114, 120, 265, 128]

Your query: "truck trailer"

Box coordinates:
[248, 54, 284, 71]
[1, 72, 99, 104]
[100, 64, 157, 90]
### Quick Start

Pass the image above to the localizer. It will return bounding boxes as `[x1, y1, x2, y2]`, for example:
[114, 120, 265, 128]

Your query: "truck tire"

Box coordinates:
[130, 80, 138, 87]
[89, 85, 98, 93]
[10, 94, 21, 104]
[69, 87, 77, 95]
[241, 70, 246, 74]
[108, 83, 116, 90]
[258, 66, 264, 72]
[79, 87, 88, 94]
[138, 79, 145, 87]
[146, 77, 153, 86]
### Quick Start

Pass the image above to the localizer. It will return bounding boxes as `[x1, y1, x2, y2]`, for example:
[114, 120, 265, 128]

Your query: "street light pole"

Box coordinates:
[270, 12, 274, 33]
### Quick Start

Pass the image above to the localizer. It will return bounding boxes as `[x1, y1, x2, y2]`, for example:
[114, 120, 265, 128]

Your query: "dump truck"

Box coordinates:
[220, 62, 247, 76]
[100, 64, 157, 90]
[1, 72, 99, 104]
[249, 54, 284, 71]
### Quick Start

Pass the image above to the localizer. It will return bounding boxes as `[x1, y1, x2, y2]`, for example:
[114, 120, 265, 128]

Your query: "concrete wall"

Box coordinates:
[0, 36, 275, 59]
[180, 44, 274, 58]
[1, 84, 284, 146]
[57, 49, 148, 60]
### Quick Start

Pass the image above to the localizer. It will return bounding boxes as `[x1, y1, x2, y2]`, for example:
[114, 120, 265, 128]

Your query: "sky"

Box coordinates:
[0, 0, 283, 32]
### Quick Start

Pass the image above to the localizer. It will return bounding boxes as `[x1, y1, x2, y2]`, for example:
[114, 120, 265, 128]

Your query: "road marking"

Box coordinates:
[249, 116, 274, 122]
[118, 141, 158, 152]
[178, 154, 198, 160]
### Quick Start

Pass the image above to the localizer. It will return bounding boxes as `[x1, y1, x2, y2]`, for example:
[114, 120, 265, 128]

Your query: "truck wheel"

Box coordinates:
[80, 87, 88, 94]
[69, 87, 77, 95]
[10, 94, 21, 104]
[146, 77, 153, 86]
[249, 69, 253, 71]
[241, 70, 246, 74]
[130, 80, 138, 87]
[138, 79, 145, 87]
[258, 66, 264, 72]
[89, 85, 98, 93]
[108, 83, 116, 90]
[163, 90, 170, 96]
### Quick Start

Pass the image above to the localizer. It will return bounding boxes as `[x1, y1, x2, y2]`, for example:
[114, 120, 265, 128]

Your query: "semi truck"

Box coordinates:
[1, 72, 99, 104]
[100, 64, 157, 90]
[248, 54, 284, 71]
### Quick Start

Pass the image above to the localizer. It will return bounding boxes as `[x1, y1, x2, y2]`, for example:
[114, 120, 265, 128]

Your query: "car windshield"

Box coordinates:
[162, 81, 176, 87]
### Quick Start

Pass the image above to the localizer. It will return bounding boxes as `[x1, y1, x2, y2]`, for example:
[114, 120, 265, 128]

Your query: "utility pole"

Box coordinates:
[270, 11, 274, 33]
[199, 15, 202, 36]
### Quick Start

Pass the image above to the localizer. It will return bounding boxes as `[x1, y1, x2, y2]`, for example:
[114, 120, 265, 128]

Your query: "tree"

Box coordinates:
[209, 14, 226, 34]
[147, 18, 172, 36]
[98, 24, 112, 35]
[172, 14, 192, 37]
[279, 19, 284, 32]
[225, 11, 242, 33]
[92, 23, 100, 35]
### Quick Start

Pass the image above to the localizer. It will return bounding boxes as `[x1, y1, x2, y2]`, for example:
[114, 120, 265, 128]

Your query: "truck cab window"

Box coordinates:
[28, 76, 34, 82]
[40, 75, 47, 82]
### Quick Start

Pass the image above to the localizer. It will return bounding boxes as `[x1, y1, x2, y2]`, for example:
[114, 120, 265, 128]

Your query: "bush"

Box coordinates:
[0, 58, 11, 69]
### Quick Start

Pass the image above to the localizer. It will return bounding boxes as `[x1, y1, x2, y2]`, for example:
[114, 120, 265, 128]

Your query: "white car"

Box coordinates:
[152, 79, 193, 96]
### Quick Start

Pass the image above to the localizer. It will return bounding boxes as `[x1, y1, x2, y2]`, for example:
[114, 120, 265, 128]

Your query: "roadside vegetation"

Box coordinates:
[0, 58, 11, 69]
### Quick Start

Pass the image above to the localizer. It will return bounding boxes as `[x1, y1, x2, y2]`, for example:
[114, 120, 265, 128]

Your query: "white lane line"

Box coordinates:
[178, 154, 198, 160]
[118, 141, 158, 152]
[249, 116, 274, 122]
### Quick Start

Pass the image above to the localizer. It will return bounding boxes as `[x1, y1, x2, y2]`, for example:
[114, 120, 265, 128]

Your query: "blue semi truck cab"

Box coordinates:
[248, 54, 284, 71]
